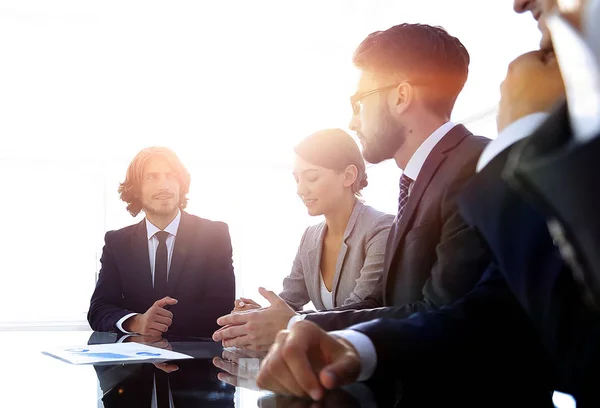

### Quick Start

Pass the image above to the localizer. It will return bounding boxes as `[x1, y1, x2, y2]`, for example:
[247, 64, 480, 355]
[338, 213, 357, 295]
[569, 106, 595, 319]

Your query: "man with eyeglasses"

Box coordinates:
[213, 23, 492, 352]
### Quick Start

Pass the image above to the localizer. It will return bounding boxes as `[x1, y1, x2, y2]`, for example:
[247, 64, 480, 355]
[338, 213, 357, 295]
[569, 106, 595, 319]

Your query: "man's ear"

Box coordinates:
[390, 81, 414, 115]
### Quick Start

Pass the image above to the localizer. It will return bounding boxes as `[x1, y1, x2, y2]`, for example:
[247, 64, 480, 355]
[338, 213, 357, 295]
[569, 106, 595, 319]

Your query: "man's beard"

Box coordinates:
[361, 108, 406, 164]
[143, 199, 178, 218]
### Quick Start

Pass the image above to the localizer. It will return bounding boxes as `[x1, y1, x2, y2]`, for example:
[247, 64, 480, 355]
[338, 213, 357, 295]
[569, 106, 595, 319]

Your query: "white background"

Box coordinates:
[0, 0, 541, 327]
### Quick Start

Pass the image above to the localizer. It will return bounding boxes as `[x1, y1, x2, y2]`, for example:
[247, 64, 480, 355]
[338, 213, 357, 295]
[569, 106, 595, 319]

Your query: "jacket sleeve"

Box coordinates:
[351, 264, 550, 391]
[279, 228, 312, 311]
[87, 232, 134, 332]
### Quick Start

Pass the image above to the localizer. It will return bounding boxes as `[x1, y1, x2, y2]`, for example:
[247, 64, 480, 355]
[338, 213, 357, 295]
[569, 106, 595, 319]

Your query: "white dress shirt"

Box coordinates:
[319, 275, 334, 310]
[116, 210, 182, 333]
[583, 0, 600, 76]
[476, 113, 550, 172]
[287, 122, 458, 381]
[403, 121, 456, 181]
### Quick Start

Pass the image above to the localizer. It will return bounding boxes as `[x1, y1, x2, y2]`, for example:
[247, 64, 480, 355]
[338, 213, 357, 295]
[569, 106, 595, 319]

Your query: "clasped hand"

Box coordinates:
[212, 287, 296, 351]
[255, 320, 362, 401]
[123, 296, 178, 337]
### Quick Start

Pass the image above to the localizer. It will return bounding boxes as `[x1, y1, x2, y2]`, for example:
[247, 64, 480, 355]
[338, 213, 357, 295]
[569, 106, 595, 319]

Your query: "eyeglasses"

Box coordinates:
[350, 83, 401, 115]
[350, 80, 425, 115]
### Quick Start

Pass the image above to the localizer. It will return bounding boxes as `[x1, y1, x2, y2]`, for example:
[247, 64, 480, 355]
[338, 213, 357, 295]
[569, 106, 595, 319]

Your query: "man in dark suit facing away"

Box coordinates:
[503, 0, 600, 311]
[213, 23, 491, 350]
[88, 146, 235, 338]
[254, 1, 600, 405]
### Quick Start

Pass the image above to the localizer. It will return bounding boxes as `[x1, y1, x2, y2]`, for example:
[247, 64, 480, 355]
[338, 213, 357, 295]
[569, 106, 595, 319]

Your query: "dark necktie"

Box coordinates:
[397, 173, 413, 221]
[154, 231, 170, 299]
[155, 369, 170, 408]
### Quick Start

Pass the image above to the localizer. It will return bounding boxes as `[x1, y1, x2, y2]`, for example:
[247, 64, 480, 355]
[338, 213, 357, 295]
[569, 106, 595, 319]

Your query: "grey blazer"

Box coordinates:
[279, 201, 394, 311]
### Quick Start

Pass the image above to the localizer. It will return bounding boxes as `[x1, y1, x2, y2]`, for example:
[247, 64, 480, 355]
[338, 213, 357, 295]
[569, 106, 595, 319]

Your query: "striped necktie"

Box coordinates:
[397, 173, 413, 221]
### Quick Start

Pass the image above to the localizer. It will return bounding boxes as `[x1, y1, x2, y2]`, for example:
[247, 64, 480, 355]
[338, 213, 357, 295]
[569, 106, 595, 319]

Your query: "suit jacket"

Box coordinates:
[304, 125, 491, 330]
[504, 103, 600, 309]
[349, 135, 600, 404]
[279, 201, 393, 310]
[87, 211, 235, 337]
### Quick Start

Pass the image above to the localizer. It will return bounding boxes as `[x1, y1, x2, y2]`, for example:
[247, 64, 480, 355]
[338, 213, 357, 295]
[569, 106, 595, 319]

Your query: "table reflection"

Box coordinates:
[95, 359, 234, 408]
[210, 346, 560, 408]
[211, 346, 401, 408]
[213, 347, 266, 391]
[90, 333, 234, 408]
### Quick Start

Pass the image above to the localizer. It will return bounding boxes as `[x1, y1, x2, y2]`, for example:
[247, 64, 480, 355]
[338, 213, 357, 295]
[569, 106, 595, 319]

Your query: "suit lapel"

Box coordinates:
[168, 211, 195, 293]
[384, 125, 472, 280]
[393, 151, 444, 244]
[331, 201, 363, 306]
[306, 223, 325, 310]
[332, 243, 348, 306]
[130, 220, 154, 296]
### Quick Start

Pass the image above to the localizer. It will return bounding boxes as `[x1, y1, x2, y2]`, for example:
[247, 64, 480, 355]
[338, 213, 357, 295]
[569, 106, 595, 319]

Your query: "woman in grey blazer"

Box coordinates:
[236, 129, 394, 311]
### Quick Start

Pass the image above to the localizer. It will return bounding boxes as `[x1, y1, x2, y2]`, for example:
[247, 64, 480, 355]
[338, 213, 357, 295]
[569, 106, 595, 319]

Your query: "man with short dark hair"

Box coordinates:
[505, 0, 600, 311]
[88, 146, 235, 337]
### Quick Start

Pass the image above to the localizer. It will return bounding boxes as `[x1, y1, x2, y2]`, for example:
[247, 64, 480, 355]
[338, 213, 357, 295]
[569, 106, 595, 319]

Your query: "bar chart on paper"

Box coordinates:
[42, 342, 193, 365]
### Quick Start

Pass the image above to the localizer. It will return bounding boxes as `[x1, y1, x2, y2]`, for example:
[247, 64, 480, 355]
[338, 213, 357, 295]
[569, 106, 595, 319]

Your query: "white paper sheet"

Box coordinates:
[42, 342, 193, 365]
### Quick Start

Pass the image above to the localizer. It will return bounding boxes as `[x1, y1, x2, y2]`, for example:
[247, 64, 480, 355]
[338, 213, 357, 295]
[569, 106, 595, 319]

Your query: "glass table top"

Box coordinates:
[2, 330, 571, 407]
[2, 330, 395, 408]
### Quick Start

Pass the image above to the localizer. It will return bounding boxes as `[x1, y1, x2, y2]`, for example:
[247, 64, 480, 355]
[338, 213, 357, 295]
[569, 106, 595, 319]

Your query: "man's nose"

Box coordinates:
[513, 0, 532, 14]
[349, 113, 360, 132]
[157, 174, 171, 189]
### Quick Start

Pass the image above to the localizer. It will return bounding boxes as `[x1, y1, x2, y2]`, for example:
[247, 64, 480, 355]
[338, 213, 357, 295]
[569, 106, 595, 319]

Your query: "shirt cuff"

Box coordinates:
[117, 334, 135, 343]
[116, 313, 139, 334]
[476, 112, 551, 172]
[287, 313, 306, 330]
[330, 330, 377, 382]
